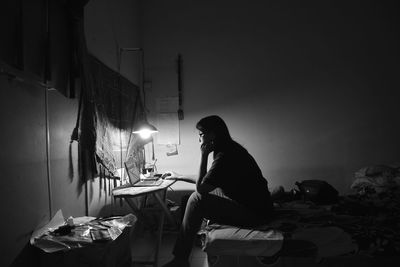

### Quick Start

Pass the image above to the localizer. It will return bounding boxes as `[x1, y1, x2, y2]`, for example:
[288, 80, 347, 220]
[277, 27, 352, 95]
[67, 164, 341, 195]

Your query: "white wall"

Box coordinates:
[48, 89, 86, 217]
[0, 71, 90, 267]
[141, 0, 400, 193]
[0, 76, 50, 267]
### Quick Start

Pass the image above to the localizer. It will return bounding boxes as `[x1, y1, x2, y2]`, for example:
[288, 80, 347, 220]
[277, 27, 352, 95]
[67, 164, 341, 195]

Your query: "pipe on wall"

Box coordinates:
[45, 86, 53, 218]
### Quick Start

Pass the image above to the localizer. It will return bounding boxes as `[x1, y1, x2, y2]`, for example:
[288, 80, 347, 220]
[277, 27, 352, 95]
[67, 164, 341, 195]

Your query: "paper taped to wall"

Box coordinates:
[156, 112, 180, 145]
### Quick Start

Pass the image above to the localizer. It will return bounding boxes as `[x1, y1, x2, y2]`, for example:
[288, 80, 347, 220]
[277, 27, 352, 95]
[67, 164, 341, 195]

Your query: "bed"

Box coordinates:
[198, 164, 400, 267]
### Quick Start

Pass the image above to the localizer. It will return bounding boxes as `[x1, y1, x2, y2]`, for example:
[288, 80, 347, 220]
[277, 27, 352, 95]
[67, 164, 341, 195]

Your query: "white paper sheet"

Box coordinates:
[157, 112, 180, 145]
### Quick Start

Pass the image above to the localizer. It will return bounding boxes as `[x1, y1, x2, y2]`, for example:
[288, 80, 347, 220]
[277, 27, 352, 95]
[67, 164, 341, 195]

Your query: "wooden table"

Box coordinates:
[112, 179, 177, 267]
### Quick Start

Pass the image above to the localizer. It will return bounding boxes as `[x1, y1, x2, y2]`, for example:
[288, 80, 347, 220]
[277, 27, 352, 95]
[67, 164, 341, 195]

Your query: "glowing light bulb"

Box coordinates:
[138, 129, 152, 139]
[133, 122, 158, 139]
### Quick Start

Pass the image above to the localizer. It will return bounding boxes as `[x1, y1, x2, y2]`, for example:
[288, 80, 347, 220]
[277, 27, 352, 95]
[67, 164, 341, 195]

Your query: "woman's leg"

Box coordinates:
[172, 191, 263, 261]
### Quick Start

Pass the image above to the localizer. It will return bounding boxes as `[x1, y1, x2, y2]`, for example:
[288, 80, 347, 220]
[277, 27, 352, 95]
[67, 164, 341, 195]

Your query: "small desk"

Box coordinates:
[112, 179, 177, 267]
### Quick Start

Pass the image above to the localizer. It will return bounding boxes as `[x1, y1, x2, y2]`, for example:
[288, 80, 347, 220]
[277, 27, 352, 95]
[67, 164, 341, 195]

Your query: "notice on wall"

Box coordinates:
[156, 112, 180, 145]
[166, 144, 178, 156]
[156, 97, 180, 146]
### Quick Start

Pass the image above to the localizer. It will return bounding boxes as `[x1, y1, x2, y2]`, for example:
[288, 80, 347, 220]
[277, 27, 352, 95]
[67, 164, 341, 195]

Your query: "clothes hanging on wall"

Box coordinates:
[71, 55, 145, 190]
[66, 0, 147, 198]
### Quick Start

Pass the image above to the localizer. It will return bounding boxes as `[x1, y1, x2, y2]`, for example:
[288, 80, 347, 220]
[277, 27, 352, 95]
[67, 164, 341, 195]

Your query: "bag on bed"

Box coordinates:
[295, 180, 338, 205]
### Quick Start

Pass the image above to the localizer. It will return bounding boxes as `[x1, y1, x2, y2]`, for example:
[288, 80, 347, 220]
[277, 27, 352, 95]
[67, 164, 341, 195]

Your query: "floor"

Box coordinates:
[128, 189, 208, 267]
[130, 229, 208, 267]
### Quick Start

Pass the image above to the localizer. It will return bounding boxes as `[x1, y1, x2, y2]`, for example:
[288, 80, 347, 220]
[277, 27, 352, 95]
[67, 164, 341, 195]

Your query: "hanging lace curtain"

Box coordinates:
[67, 0, 145, 192]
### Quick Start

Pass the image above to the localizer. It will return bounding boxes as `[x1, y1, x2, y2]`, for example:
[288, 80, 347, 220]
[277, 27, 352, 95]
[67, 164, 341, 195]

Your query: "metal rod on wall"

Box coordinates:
[44, 0, 53, 219]
[177, 53, 184, 120]
[45, 87, 53, 219]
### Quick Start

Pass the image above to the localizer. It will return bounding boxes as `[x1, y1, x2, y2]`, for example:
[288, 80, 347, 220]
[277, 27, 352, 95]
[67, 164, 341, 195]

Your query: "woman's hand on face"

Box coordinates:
[200, 141, 214, 155]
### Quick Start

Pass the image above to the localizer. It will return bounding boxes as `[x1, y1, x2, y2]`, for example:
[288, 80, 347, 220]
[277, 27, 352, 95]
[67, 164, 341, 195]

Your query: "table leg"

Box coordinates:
[117, 186, 177, 267]
[124, 198, 147, 220]
[154, 192, 178, 228]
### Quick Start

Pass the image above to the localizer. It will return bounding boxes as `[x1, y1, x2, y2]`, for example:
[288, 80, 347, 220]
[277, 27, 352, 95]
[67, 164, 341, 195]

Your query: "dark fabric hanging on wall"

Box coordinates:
[67, 0, 146, 195]
[0, 0, 23, 69]
[0, 0, 73, 96]
[49, 0, 73, 97]
[89, 55, 144, 177]
[0, 0, 46, 78]
[67, 0, 97, 193]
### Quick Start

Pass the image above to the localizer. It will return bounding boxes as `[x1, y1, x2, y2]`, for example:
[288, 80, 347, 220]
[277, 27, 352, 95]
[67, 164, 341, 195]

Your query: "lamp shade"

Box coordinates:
[132, 121, 158, 139]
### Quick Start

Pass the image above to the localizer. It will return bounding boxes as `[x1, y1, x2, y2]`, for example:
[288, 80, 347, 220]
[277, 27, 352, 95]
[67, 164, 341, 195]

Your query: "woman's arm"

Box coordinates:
[196, 143, 216, 194]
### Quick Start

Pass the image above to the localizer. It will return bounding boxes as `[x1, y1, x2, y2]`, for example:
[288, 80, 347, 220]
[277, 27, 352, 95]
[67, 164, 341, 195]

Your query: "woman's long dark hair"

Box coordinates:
[196, 115, 246, 153]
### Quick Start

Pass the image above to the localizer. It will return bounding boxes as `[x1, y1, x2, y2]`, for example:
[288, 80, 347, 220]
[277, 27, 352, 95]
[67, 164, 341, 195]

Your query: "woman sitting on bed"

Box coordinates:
[163, 115, 273, 267]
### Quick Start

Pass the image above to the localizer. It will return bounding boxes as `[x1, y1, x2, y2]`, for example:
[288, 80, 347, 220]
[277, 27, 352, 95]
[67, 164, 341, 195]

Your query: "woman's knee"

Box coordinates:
[186, 191, 225, 211]
[187, 191, 202, 205]
[186, 191, 212, 211]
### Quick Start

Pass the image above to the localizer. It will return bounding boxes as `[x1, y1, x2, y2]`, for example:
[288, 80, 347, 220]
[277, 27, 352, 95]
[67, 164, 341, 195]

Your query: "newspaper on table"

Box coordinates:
[30, 210, 137, 253]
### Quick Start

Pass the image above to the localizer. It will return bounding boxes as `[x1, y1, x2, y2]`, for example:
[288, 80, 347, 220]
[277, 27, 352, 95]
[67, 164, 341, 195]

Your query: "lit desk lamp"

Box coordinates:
[118, 47, 158, 140]
[132, 120, 158, 176]
[132, 113, 158, 170]
[132, 121, 158, 139]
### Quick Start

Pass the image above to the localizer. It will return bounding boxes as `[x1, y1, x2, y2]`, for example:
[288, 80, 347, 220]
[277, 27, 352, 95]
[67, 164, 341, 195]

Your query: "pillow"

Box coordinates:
[355, 164, 396, 178]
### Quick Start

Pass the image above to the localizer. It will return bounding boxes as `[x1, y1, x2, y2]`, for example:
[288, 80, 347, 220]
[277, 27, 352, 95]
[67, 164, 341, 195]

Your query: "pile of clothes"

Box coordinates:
[350, 164, 400, 195]
[332, 164, 400, 257]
